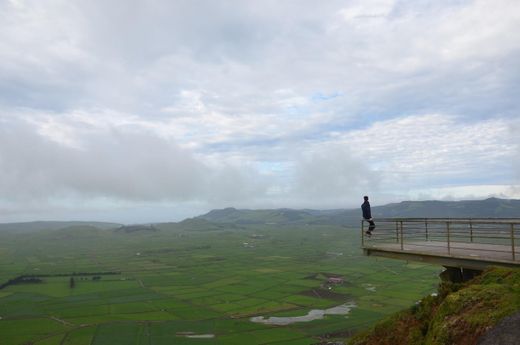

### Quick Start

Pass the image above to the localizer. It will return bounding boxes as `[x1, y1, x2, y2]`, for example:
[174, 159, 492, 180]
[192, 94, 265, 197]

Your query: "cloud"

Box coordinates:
[511, 119, 520, 183]
[340, 114, 516, 190]
[339, 0, 396, 21]
[0, 109, 517, 220]
[293, 147, 379, 200]
[408, 185, 520, 202]
[0, 117, 197, 200]
[0, 112, 267, 205]
[0, 0, 519, 221]
[3, 0, 519, 118]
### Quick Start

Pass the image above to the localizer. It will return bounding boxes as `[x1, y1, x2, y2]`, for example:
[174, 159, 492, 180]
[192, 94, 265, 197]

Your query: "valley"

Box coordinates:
[0, 222, 440, 344]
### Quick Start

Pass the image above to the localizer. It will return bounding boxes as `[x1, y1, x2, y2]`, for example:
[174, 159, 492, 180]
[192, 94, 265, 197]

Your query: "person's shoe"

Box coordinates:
[365, 231, 372, 237]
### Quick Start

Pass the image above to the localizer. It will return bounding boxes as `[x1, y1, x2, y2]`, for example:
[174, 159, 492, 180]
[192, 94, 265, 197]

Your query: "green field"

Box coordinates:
[0, 223, 440, 344]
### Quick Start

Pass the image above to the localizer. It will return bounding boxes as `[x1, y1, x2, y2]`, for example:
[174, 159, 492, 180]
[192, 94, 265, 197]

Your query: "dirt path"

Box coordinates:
[50, 316, 74, 327]
[138, 279, 145, 288]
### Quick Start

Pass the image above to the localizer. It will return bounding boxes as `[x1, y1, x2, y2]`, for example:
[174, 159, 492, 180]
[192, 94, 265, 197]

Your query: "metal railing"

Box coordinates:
[361, 218, 520, 262]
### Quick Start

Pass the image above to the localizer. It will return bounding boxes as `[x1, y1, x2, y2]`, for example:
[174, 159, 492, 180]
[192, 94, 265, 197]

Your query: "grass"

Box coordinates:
[0, 223, 441, 344]
[62, 327, 96, 345]
[347, 267, 520, 345]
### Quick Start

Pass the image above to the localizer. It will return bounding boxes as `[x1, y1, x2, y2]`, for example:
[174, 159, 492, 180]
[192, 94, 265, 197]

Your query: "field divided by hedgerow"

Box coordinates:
[0, 223, 440, 344]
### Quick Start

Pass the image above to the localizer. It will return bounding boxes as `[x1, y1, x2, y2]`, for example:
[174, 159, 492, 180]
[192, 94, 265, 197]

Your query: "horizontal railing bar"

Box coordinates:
[364, 218, 520, 224]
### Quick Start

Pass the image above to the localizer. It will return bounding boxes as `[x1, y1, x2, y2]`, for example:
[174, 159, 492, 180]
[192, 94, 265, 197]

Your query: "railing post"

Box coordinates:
[400, 221, 404, 251]
[425, 219, 429, 241]
[469, 219, 473, 243]
[361, 220, 365, 247]
[395, 221, 399, 243]
[511, 224, 516, 261]
[447, 221, 451, 255]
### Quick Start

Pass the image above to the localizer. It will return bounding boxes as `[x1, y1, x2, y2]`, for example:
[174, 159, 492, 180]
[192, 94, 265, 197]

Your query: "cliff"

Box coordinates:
[347, 267, 520, 345]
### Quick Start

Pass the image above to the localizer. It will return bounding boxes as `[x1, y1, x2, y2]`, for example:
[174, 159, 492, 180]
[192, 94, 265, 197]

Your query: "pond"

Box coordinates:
[250, 302, 356, 326]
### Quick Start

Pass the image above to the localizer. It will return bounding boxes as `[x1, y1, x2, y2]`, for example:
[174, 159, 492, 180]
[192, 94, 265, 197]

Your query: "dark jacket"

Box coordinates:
[361, 201, 372, 219]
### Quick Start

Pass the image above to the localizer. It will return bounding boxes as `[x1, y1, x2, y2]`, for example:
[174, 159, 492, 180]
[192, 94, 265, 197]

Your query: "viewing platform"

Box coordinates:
[361, 218, 520, 271]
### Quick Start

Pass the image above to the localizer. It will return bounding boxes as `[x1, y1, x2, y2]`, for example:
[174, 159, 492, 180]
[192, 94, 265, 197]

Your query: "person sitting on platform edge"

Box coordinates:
[362, 196, 376, 237]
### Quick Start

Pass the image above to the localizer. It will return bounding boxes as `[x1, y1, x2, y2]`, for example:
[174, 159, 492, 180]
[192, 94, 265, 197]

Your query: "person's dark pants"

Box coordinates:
[365, 219, 376, 232]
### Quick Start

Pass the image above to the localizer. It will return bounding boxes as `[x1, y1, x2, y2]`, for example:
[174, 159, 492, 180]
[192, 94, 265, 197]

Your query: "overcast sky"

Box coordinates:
[1, 0, 519, 223]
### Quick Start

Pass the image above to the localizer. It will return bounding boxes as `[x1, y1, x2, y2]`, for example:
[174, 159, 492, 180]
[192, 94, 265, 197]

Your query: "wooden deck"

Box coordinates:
[363, 240, 520, 270]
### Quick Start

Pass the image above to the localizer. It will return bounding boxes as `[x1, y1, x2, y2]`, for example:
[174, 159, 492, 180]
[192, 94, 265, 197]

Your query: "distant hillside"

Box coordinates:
[371, 197, 520, 218]
[197, 207, 319, 224]
[0, 221, 121, 233]
[154, 218, 244, 231]
[2, 198, 519, 231]
[115, 224, 158, 233]
[197, 198, 520, 225]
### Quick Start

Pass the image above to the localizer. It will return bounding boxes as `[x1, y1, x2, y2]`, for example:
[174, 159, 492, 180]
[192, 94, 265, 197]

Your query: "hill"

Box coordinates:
[347, 267, 520, 345]
[2, 198, 519, 232]
[371, 197, 520, 218]
[0, 221, 121, 233]
[197, 198, 520, 226]
[115, 224, 158, 233]
[197, 207, 318, 224]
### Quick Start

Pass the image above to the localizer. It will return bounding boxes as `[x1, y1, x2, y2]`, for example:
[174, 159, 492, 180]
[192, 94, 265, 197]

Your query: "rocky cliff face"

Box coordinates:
[347, 267, 520, 345]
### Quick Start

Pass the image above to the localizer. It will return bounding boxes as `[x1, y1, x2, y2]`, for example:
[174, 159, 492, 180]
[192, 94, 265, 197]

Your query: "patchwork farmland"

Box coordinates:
[0, 223, 440, 344]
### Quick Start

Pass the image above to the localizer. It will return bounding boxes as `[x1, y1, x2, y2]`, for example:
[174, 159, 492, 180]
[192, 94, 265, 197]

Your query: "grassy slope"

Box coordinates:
[197, 198, 520, 225]
[347, 267, 520, 345]
[0, 221, 120, 233]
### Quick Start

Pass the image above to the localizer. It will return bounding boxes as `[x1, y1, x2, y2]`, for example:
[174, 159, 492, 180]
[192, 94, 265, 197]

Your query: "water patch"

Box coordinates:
[176, 332, 215, 339]
[250, 302, 356, 325]
[363, 283, 376, 292]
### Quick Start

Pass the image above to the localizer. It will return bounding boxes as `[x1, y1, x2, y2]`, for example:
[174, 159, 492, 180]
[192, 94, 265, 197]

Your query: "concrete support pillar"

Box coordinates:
[440, 266, 482, 283]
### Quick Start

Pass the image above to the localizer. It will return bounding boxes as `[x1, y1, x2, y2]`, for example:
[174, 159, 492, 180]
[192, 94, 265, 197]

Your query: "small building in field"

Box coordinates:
[327, 277, 344, 284]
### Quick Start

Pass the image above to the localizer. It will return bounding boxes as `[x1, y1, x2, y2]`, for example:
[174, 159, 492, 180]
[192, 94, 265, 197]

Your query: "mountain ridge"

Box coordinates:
[0, 221, 121, 233]
[3, 198, 520, 232]
[197, 197, 520, 225]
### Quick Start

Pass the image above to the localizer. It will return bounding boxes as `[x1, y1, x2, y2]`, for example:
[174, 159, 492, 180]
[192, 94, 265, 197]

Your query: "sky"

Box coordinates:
[1, 0, 520, 223]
